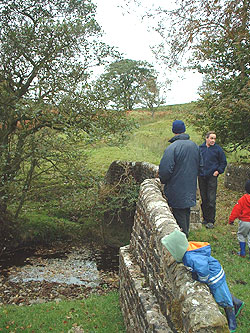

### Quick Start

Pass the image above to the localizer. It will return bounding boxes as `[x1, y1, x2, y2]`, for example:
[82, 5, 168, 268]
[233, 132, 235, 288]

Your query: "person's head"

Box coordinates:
[245, 180, 250, 194]
[161, 229, 189, 262]
[172, 120, 186, 134]
[205, 131, 216, 147]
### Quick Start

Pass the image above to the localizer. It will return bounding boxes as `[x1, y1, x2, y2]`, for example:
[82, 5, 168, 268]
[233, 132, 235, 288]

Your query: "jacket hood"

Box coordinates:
[161, 229, 189, 262]
[169, 133, 190, 143]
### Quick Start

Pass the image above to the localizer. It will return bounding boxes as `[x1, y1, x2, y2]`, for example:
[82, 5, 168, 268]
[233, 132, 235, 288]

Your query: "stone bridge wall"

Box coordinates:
[119, 178, 229, 333]
[104, 160, 201, 231]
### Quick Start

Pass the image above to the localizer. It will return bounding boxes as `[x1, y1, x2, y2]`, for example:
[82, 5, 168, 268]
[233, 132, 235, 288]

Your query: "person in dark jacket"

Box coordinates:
[159, 120, 202, 237]
[198, 131, 227, 229]
[161, 229, 244, 333]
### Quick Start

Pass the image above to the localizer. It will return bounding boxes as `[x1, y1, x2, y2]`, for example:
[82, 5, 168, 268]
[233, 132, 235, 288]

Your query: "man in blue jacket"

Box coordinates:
[198, 131, 227, 229]
[159, 120, 202, 237]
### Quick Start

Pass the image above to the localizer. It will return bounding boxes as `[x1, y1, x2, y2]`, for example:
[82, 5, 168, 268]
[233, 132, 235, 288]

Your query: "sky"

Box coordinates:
[93, 0, 203, 105]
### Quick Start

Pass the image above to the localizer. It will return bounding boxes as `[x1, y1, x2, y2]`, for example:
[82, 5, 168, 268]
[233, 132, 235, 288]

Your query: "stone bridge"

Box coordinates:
[107, 161, 229, 332]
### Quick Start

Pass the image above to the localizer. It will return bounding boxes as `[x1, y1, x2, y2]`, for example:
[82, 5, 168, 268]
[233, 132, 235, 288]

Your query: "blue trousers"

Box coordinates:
[211, 280, 233, 308]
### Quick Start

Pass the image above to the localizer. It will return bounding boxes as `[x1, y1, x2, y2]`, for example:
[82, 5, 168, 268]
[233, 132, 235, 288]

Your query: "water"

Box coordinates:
[0, 244, 119, 287]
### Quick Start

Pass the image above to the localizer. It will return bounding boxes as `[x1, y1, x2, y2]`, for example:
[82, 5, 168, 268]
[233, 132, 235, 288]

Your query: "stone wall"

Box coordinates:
[104, 160, 159, 185]
[119, 178, 229, 333]
[104, 160, 201, 231]
[224, 163, 250, 192]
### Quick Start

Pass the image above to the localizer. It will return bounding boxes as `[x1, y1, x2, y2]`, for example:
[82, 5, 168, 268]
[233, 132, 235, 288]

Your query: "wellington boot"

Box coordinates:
[237, 242, 246, 257]
[224, 307, 237, 333]
[231, 294, 244, 317]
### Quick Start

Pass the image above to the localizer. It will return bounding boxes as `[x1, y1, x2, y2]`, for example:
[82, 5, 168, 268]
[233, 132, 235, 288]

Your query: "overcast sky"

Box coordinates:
[93, 0, 203, 105]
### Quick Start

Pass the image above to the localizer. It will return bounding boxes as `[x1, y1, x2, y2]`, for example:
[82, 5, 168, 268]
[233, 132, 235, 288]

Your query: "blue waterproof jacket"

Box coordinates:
[199, 142, 227, 177]
[159, 134, 202, 208]
[183, 242, 226, 292]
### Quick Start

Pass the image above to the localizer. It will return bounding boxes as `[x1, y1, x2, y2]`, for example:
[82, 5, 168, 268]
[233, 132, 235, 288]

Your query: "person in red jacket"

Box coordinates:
[229, 179, 250, 258]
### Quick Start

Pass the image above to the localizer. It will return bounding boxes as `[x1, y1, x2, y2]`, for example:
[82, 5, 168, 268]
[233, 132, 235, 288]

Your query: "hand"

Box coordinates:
[213, 170, 219, 177]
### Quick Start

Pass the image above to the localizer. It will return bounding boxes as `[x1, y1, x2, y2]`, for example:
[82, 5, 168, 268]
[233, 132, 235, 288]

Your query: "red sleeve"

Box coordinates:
[229, 198, 243, 222]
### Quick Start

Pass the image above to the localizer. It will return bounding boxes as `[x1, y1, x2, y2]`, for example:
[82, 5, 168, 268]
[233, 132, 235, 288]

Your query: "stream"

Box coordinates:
[0, 242, 120, 305]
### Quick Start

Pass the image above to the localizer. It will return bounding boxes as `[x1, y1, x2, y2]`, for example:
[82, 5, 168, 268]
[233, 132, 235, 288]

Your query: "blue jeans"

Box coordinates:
[198, 175, 218, 224]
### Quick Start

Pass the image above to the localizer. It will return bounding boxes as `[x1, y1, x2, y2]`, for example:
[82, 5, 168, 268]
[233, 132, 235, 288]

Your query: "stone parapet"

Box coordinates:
[104, 160, 159, 185]
[119, 246, 173, 333]
[104, 160, 201, 230]
[224, 163, 250, 192]
[119, 178, 229, 333]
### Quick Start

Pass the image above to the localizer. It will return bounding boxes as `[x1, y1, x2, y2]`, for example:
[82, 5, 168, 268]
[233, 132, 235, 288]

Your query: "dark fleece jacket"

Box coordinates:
[199, 142, 227, 177]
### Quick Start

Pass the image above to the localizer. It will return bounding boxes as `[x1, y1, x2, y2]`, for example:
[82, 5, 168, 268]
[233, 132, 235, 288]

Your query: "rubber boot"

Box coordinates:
[237, 242, 246, 257]
[224, 307, 237, 333]
[231, 294, 244, 317]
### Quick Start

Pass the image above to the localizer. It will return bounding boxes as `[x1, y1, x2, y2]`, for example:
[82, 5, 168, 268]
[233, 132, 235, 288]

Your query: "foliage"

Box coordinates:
[0, 0, 135, 246]
[0, 291, 126, 332]
[139, 76, 166, 117]
[94, 59, 163, 111]
[142, 0, 250, 154]
[16, 166, 140, 247]
[192, 87, 250, 154]
[1, 104, 200, 250]
[190, 0, 250, 153]
[71, 174, 140, 245]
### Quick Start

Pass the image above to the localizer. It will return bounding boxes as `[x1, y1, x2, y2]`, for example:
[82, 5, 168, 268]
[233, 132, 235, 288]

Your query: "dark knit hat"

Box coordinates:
[172, 120, 186, 134]
[245, 180, 250, 194]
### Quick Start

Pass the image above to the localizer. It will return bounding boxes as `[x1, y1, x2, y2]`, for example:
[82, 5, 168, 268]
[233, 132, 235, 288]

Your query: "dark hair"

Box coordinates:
[245, 180, 250, 194]
[205, 131, 216, 138]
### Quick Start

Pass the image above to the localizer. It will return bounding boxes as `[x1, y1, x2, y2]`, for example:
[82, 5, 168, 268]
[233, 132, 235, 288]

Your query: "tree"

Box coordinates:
[94, 59, 163, 111]
[140, 0, 250, 153]
[189, 0, 250, 153]
[0, 0, 134, 243]
[139, 76, 165, 117]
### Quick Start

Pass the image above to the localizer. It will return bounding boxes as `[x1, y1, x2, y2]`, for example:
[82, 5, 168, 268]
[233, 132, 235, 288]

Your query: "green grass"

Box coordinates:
[18, 211, 85, 244]
[87, 105, 203, 175]
[0, 292, 125, 333]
